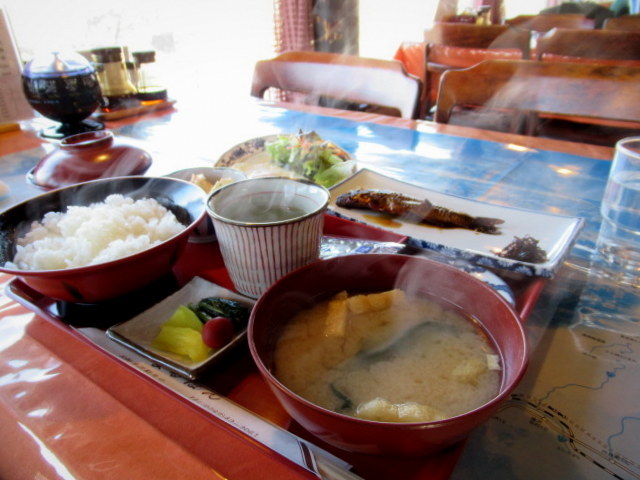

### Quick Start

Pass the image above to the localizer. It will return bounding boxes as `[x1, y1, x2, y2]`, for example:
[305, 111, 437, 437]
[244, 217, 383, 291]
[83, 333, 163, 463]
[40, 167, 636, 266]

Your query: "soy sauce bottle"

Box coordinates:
[132, 50, 168, 102]
[91, 47, 140, 111]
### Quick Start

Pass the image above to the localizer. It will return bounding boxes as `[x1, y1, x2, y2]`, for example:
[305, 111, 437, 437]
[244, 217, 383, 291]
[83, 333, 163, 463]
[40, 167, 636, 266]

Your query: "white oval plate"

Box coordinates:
[329, 168, 585, 277]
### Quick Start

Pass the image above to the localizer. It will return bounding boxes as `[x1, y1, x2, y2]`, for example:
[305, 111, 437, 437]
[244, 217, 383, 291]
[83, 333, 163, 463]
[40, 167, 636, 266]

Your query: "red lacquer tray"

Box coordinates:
[5, 215, 546, 480]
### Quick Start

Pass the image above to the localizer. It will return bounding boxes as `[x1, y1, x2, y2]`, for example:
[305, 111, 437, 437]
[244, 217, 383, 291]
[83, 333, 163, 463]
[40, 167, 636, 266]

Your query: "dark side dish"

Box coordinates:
[498, 235, 548, 263]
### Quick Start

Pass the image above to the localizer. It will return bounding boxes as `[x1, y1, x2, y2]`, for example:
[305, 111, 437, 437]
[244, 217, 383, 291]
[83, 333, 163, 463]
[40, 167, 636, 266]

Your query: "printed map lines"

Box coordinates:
[537, 363, 625, 404]
[607, 416, 640, 457]
[493, 340, 639, 478]
[500, 394, 639, 479]
[538, 342, 632, 404]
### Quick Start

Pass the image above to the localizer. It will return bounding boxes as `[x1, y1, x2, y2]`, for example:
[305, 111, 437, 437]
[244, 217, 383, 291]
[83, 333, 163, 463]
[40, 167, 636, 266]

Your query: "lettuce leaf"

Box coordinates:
[265, 131, 353, 187]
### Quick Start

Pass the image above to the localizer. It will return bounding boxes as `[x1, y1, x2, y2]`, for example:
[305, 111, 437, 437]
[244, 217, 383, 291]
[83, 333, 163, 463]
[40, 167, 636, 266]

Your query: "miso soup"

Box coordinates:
[273, 289, 501, 423]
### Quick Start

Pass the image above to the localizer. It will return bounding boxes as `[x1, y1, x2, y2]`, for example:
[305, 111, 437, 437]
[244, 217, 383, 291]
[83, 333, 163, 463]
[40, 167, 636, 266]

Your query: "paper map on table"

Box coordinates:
[451, 304, 640, 480]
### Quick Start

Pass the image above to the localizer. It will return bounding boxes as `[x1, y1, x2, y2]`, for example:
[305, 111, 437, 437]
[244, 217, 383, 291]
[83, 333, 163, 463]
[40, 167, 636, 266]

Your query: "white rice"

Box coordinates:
[7, 194, 185, 271]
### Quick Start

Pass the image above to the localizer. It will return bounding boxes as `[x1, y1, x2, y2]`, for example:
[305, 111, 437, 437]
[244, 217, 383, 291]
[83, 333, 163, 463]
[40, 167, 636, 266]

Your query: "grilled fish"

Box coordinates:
[335, 189, 504, 234]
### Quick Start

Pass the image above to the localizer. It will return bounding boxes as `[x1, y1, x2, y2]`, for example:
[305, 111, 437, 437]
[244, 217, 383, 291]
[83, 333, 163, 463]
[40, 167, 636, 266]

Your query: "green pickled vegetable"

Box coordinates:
[189, 305, 213, 323]
[191, 297, 251, 331]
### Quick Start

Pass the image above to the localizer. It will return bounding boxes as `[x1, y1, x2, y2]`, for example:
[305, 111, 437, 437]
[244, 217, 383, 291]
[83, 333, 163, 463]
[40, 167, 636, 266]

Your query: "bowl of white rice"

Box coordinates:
[0, 176, 207, 303]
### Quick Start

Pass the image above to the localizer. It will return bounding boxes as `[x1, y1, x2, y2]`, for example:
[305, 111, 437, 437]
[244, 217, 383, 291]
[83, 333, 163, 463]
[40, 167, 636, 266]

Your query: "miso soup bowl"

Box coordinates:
[248, 253, 529, 456]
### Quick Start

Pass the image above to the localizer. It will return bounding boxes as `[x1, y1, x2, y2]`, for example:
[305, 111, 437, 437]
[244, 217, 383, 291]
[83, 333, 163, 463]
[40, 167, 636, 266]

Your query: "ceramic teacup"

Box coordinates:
[207, 177, 329, 298]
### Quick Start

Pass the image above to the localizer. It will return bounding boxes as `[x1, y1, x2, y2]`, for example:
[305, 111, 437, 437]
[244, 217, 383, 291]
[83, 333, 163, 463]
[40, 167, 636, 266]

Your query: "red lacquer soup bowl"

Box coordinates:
[248, 253, 529, 456]
[0, 176, 206, 303]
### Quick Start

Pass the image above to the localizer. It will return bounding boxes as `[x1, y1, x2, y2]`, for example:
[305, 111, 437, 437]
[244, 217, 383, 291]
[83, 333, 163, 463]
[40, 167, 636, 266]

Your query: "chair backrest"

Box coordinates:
[603, 14, 640, 31]
[250, 51, 422, 119]
[536, 28, 640, 62]
[435, 59, 640, 127]
[421, 23, 531, 117]
[423, 45, 525, 118]
[424, 22, 532, 55]
[505, 13, 595, 31]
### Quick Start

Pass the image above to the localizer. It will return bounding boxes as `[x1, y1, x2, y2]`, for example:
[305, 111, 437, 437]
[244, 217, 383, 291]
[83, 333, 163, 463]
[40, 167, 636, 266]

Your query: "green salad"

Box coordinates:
[265, 131, 355, 187]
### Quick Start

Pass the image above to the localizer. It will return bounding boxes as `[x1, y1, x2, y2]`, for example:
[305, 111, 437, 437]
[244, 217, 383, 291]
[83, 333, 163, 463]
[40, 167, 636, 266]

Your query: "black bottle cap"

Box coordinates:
[91, 47, 124, 63]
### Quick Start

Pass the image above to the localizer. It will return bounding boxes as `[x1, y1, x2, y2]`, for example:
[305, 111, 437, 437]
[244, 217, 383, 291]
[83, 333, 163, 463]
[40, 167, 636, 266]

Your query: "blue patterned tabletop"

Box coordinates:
[127, 105, 610, 265]
[1, 104, 609, 265]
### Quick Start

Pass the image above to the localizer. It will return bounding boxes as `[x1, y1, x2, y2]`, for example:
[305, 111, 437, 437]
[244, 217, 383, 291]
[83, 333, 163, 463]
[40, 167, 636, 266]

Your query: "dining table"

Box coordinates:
[0, 96, 637, 480]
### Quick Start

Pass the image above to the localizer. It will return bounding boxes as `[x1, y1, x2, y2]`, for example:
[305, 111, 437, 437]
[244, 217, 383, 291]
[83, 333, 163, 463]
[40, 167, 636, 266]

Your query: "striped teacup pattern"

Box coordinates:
[214, 213, 324, 298]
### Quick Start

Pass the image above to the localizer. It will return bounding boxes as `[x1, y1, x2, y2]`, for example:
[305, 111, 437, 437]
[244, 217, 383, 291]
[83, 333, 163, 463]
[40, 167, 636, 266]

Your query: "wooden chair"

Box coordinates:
[250, 51, 422, 119]
[536, 28, 640, 62]
[603, 14, 640, 31]
[421, 23, 531, 116]
[505, 14, 595, 31]
[424, 22, 532, 54]
[393, 41, 430, 118]
[434, 59, 640, 146]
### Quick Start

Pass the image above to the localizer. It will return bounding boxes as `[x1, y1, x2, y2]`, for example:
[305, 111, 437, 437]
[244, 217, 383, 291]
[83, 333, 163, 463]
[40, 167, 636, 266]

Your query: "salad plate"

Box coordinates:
[107, 276, 255, 380]
[329, 169, 584, 277]
[215, 132, 357, 187]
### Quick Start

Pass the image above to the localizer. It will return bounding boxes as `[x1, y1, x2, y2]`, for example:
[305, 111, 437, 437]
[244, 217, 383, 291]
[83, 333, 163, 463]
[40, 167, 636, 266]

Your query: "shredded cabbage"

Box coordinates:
[265, 130, 353, 187]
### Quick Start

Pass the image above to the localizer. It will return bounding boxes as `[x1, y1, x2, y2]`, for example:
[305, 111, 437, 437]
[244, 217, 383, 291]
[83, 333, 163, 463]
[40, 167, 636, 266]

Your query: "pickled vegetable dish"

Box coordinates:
[152, 297, 250, 362]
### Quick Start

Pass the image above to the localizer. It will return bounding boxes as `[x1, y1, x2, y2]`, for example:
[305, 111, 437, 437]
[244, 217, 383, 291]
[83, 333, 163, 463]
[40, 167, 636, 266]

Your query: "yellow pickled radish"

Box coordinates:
[152, 325, 211, 362]
[164, 305, 203, 332]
